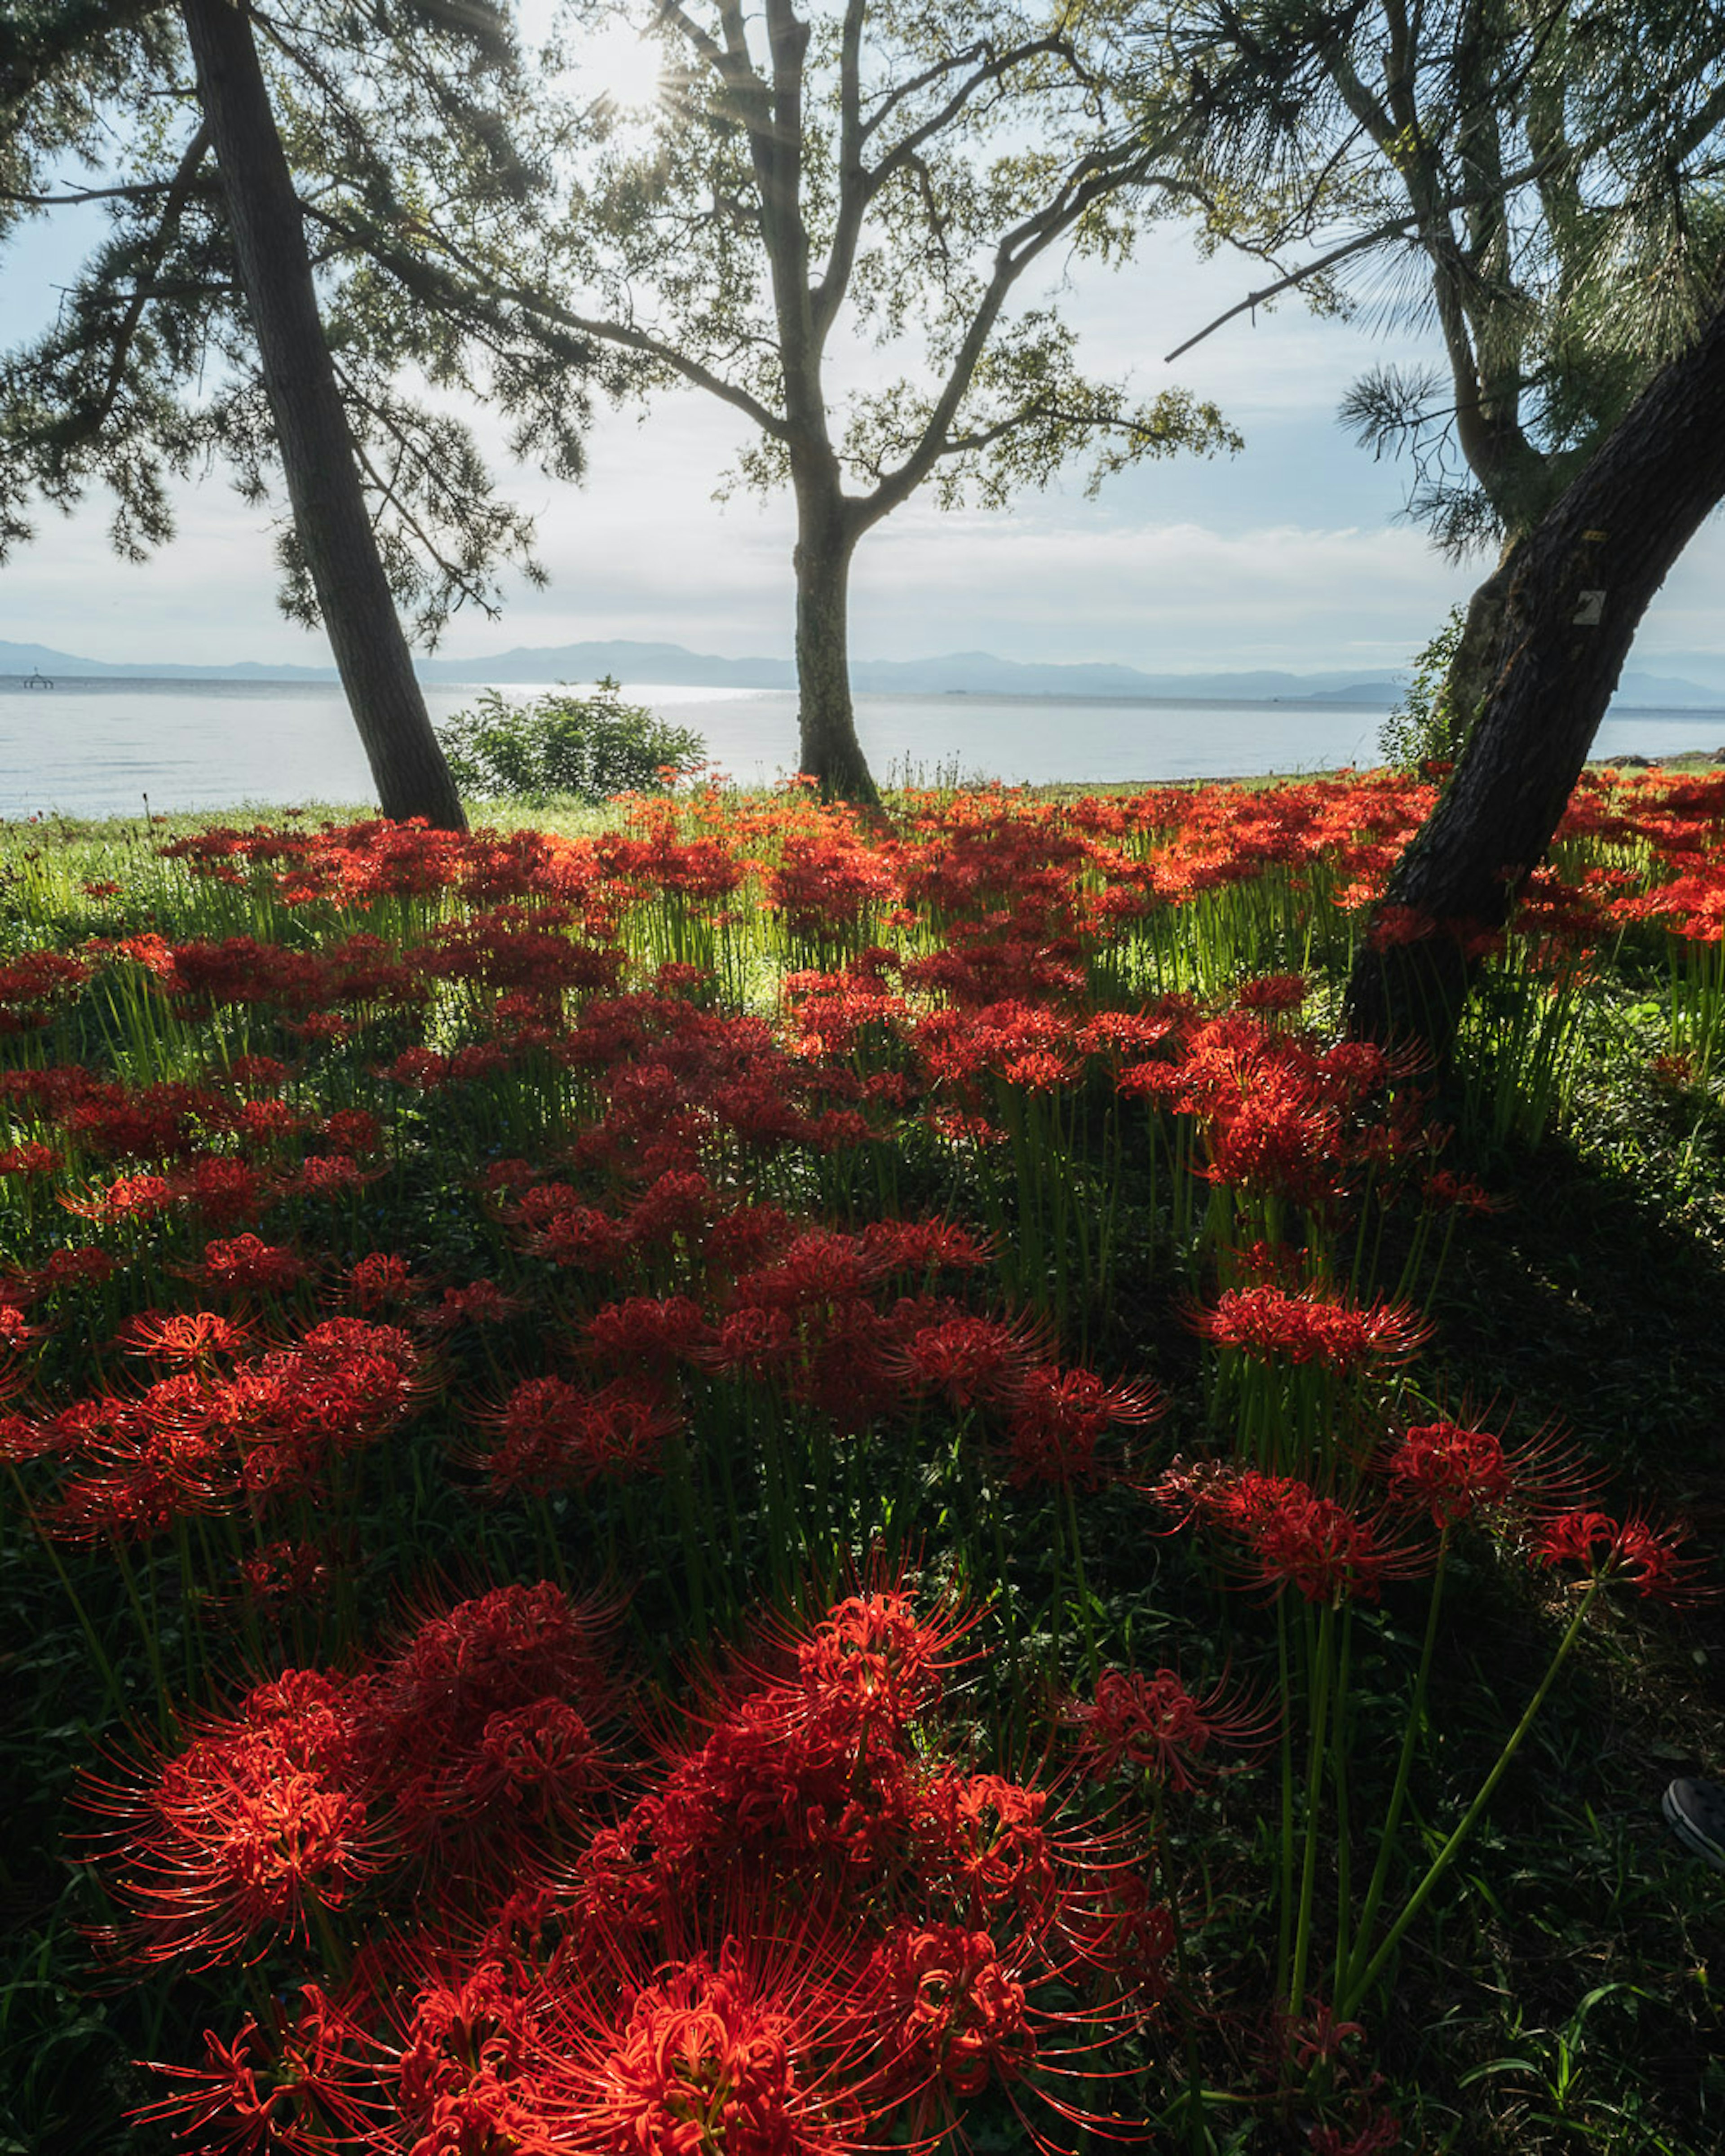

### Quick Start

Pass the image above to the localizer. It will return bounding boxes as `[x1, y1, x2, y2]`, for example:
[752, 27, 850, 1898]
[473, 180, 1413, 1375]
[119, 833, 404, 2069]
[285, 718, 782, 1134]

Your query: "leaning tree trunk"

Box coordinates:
[1347, 280, 1725, 1057]
[792, 484, 880, 808]
[179, 0, 467, 832]
[1440, 539, 1522, 755]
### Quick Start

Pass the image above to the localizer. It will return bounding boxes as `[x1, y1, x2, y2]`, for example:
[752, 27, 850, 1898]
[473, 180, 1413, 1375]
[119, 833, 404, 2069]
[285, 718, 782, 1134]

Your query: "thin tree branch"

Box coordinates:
[82, 117, 212, 435]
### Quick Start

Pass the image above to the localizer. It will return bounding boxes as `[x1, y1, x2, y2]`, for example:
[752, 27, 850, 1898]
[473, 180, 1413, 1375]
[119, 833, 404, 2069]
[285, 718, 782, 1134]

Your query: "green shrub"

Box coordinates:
[1378, 604, 1466, 773]
[434, 678, 707, 802]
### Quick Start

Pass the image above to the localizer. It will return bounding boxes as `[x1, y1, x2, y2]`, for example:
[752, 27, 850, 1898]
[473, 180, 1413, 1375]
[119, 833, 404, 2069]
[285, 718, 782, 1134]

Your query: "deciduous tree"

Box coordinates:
[426, 0, 1240, 802]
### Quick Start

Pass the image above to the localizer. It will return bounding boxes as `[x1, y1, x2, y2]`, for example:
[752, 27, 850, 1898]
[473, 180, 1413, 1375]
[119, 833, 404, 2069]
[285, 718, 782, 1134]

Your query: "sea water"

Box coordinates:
[1, 676, 1721, 820]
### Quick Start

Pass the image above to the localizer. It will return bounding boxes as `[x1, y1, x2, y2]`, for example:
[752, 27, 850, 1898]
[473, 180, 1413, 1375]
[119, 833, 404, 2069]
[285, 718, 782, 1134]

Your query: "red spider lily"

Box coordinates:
[779, 1579, 986, 1741]
[0, 1301, 47, 1350]
[82, 1669, 380, 1968]
[584, 1294, 715, 1369]
[1151, 1464, 1426, 1605]
[341, 1251, 425, 1313]
[1233, 972, 1310, 1013]
[56, 1076, 225, 1160]
[0, 1139, 60, 1175]
[292, 1153, 384, 1200]
[0, 947, 88, 1028]
[454, 1697, 609, 1826]
[430, 1278, 525, 1328]
[611, 1687, 921, 1918]
[544, 1935, 872, 2156]
[860, 1922, 1035, 2102]
[118, 932, 330, 1011]
[365, 1581, 616, 1764]
[472, 1374, 680, 1494]
[1529, 1510, 1711, 1603]
[31, 1245, 121, 1292]
[1383, 1420, 1515, 1529]
[384, 1956, 559, 2154]
[1065, 1666, 1276, 1793]
[116, 1309, 252, 1365]
[1309, 2106, 1403, 2156]
[856, 1218, 991, 1277]
[888, 1312, 1045, 1414]
[45, 1402, 235, 1541]
[232, 1096, 309, 1144]
[1188, 1284, 1433, 1374]
[1235, 1489, 1419, 1605]
[1004, 1365, 1163, 1490]
[193, 1233, 310, 1295]
[62, 1170, 174, 1222]
[136, 1986, 368, 2156]
[1057, 1864, 1175, 2001]
[236, 1539, 336, 1614]
[318, 1109, 384, 1157]
[911, 1769, 1059, 1929]
[1420, 1166, 1503, 1214]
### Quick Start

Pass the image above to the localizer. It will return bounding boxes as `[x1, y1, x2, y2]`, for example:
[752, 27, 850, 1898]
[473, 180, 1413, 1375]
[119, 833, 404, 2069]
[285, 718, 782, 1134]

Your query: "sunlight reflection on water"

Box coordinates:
[1, 677, 1719, 818]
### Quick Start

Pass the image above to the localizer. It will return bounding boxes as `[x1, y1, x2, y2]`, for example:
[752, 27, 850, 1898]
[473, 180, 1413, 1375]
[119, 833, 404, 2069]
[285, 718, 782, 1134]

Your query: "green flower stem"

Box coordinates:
[1329, 1601, 1356, 2004]
[1287, 1595, 1336, 2016]
[1149, 1778, 1209, 2154]
[1339, 1574, 1602, 2019]
[1344, 1528, 1450, 2001]
[109, 1531, 172, 1734]
[8, 1470, 133, 1730]
[1275, 1601, 1296, 2003]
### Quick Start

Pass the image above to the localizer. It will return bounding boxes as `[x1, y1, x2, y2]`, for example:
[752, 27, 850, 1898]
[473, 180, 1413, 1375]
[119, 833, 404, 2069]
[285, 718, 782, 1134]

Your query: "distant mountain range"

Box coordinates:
[4, 636, 1723, 710]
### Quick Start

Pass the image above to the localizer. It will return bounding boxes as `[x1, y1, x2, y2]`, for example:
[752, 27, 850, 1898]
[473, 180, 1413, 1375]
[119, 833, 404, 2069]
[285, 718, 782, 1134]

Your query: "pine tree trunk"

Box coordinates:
[1347, 283, 1725, 1056]
[179, 0, 467, 832]
[1442, 539, 1521, 753]
[792, 491, 880, 808]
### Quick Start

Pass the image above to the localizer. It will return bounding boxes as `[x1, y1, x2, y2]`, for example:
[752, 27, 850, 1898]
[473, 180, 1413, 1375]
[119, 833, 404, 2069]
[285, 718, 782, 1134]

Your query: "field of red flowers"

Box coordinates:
[3, 767, 1725, 2155]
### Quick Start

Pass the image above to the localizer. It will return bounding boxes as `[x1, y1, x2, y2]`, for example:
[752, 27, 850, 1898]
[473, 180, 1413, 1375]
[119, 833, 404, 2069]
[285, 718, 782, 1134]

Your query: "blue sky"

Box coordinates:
[4, 56, 1724, 686]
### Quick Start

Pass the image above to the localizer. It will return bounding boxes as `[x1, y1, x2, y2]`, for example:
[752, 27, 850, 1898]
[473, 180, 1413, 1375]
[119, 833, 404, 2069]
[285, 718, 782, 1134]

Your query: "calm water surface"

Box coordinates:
[2, 676, 1721, 819]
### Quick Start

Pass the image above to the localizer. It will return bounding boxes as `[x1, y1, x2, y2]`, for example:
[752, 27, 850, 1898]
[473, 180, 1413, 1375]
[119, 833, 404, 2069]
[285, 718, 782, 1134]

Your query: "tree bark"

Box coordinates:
[1441, 539, 1521, 754]
[792, 486, 879, 807]
[1347, 280, 1725, 1058]
[178, 0, 467, 831]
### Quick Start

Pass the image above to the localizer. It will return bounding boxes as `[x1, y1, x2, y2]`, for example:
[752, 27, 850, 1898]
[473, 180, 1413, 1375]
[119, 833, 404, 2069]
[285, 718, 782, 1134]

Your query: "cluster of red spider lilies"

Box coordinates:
[0, 762, 1720, 2153]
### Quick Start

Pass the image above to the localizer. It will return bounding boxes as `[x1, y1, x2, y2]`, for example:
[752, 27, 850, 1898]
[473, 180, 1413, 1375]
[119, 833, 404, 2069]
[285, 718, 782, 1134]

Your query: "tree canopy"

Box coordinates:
[1, 0, 595, 642]
[1159, 0, 1725, 744]
[403, 0, 1242, 798]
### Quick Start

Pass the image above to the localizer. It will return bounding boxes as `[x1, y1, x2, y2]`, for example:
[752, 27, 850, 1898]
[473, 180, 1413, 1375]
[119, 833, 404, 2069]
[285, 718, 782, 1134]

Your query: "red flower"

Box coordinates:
[862, 1922, 1033, 2099]
[1066, 1666, 1274, 1792]
[1190, 1284, 1432, 1374]
[562, 1944, 852, 2156]
[791, 1584, 981, 1737]
[82, 1670, 377, 1968]
[477, 1374, 678, 1494]
[432, 1278, 525, 1327]
[137, 1993, 367, 2156]
[1153, 1465, 1419, 1605]
[1530, 1510, 1707, 1602]
[1004, 1365, 1162, 1489]
[1384, 1421, 1513, 1528]
[890, 1312, 1040, 1413]
[117, 1309, 251, 1366]
[195, 1233, 309, 1295]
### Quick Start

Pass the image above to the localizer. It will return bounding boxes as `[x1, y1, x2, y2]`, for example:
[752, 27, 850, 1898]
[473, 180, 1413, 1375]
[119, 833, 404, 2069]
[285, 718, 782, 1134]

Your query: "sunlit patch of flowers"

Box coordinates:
[0, 767, 1720, 2150]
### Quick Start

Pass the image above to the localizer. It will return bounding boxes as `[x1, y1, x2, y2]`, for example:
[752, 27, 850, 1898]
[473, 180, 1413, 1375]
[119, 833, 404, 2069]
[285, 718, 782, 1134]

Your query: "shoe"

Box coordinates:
[1663, 1776, 1725, 1872]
